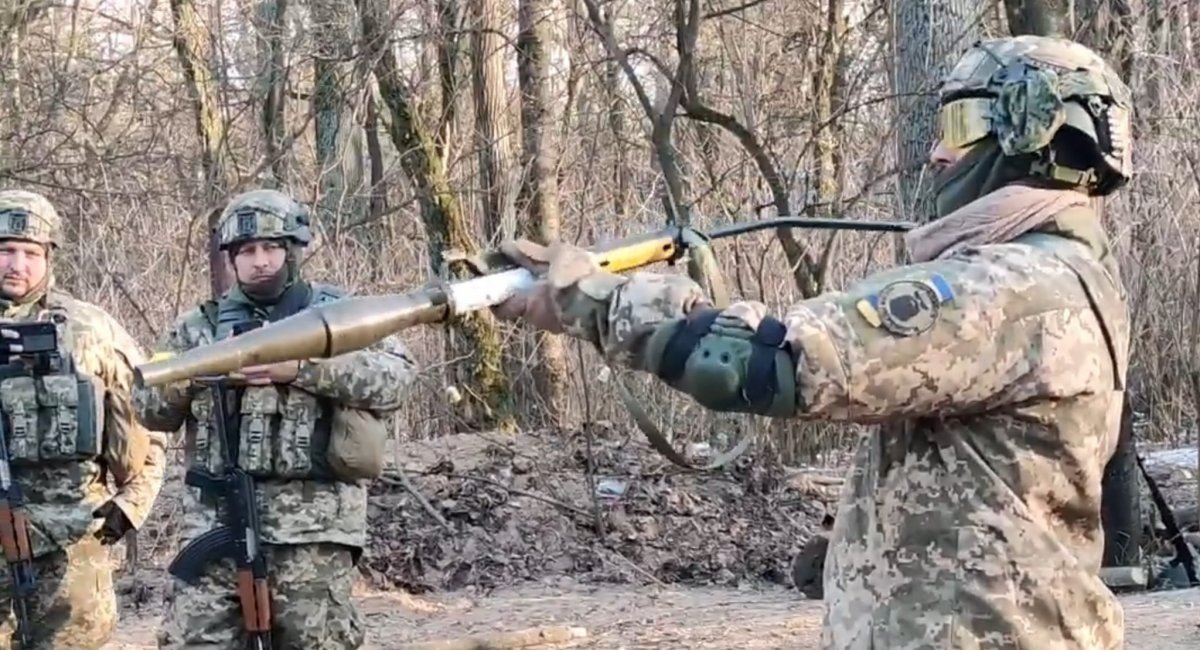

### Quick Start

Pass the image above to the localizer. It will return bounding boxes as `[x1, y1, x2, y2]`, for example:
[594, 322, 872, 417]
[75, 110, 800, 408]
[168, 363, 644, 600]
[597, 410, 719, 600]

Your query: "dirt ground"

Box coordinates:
[104, 580, 1200, 649]
[102, 428, 1200, 649]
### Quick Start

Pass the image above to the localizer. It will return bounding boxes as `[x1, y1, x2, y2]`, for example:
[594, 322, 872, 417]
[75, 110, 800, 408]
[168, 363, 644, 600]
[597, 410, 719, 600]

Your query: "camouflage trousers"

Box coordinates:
[0, 536, 117, 650]
[157, 542, 364, 650]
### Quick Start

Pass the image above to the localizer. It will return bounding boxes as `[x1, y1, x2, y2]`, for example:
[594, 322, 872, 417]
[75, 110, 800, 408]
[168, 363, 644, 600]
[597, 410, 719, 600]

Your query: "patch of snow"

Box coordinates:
[1142, 447, 1198, 470]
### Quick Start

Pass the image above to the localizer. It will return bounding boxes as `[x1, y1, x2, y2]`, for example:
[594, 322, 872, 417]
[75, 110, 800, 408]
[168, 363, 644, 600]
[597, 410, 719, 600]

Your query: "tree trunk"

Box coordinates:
[1102, 393, 1142, 567]
[515, 0, 569, 427]
[311, 0, 367, 234]
[469, 0, 518, 241]
[169, 0, 235, 295]
[891, 0, 980, 225]
[1003, 0, 1072, 36]
[359, 0, 514, 432]
[254, 0, 289, 186]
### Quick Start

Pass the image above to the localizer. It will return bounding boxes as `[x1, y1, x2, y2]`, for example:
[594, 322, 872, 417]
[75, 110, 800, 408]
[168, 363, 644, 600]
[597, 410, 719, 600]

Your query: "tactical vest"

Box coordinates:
[0, 311, 106, 466]
[188, 283, 346, 481]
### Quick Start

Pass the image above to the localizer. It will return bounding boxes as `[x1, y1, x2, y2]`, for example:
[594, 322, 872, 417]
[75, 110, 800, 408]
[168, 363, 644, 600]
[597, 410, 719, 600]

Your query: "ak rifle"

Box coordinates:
[167, 375, 272, 650]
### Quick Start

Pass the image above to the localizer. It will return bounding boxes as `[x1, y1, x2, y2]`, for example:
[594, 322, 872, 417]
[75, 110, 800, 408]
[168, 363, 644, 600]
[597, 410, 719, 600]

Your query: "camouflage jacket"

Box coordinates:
[132, 282, 416, 549]
[2, 290, 167, 558]
[561, 211, 1129, 649]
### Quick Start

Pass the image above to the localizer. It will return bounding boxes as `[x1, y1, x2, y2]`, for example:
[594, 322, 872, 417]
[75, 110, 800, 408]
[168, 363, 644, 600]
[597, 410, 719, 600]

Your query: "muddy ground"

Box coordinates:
[101, 426, 1200, 648]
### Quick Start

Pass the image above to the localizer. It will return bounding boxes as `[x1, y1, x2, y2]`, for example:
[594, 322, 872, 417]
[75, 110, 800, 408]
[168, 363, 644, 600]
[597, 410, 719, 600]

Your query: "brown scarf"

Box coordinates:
[905, 184, 1090, 263]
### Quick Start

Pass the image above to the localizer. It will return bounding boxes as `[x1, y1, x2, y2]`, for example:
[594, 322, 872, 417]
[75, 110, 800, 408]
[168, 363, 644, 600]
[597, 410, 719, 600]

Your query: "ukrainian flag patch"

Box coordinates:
[857, 273, 954, 337]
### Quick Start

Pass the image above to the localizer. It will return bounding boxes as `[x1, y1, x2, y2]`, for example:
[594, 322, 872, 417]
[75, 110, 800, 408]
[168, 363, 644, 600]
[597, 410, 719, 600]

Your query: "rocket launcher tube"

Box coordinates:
[133, 217, 912, 388]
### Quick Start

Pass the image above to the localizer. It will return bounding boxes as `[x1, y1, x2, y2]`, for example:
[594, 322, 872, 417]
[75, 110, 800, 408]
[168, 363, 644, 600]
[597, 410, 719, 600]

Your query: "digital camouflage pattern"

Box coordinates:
[156, 543, 362, 650]
[5, 291, 169, 557]
[0, 538, 116, 649]
[0, 190, 167, 648]
[939, 35, 1133, 191]
[133, 277, 414, 650]
[0, 190, 63, 247]
[509, 195, 1129, 648]
[132, 282, 416, 548]
[215, 189, 312, 249]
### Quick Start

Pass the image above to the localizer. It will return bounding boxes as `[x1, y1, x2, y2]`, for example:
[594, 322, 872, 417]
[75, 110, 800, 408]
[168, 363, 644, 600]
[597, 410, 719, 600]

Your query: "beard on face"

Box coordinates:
[239, 262, 289, 301]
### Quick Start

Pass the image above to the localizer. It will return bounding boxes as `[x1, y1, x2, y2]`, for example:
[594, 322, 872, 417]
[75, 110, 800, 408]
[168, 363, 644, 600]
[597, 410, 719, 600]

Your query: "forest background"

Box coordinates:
[0, 0, 1195, 546]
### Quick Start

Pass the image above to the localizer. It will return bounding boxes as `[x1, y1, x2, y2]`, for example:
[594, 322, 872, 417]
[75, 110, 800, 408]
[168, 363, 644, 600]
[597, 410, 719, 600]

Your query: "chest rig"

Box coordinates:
[0, 310, 106, 466]
[188, 282, 342, 482]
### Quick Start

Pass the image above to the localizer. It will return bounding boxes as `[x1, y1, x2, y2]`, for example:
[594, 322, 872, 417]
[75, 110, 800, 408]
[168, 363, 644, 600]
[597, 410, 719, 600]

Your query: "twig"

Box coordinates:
[383, 468, 454, 533]
[110, 272, 158, 339]
[395, 469, 594, 519]
[601, 546, 666, 589]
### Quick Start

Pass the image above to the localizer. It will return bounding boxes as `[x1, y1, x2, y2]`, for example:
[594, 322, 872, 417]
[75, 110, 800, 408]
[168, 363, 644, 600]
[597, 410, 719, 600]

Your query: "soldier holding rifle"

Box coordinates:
[0, 190, 166, 649]
[133, 189, 417, 650]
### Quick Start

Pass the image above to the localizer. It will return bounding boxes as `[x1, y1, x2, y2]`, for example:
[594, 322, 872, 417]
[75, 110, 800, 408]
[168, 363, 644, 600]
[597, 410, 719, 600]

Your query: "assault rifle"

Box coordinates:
[167, 375, 272, 650]
[0, 321, 62, 649]
[132, 216, 913, 469]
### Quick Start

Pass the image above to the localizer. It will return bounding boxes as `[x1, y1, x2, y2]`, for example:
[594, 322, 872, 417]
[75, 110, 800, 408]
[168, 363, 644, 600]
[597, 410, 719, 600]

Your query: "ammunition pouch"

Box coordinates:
[326, 407, 388, 482]
[646, 307, 797, 417]
[0, 370, 105, 465]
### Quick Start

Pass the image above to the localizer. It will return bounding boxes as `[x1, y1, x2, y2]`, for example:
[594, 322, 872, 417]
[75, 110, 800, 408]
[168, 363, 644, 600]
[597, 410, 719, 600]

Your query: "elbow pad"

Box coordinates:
[645, 308, 797, 417]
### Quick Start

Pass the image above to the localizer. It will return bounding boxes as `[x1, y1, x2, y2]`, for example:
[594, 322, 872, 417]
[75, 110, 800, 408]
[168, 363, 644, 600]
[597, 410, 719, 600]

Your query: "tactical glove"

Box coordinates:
[643, 301, 797, 417]
[492, 239, 605, 334]
[93, 501, 134, 545]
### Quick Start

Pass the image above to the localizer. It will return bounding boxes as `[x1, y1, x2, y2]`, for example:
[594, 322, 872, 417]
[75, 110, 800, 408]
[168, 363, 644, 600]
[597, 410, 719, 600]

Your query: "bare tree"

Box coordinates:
[515, 0, 569, 425]
[1004, 0, 1072, 35]
[311, 0, 367, 232]
[170, 0, 237, 295]
[891, 0, 981, 224]
[581, 0, 828, 297]
[254, 0, 290, 186]
[470, 0, 519, 241]
[359, 0, 514, 432]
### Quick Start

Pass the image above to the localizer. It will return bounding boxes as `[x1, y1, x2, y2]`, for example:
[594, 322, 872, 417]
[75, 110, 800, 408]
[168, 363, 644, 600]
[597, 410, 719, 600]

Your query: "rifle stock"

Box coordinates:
[133, 217, 911, 388]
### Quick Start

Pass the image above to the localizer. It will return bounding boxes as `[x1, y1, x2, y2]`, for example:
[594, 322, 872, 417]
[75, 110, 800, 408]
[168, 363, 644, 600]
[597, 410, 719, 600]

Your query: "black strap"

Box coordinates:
[658, 308, 721, 382]
[745, 316, 788, 406]
[656, 308, 789, 412]
[1136, 453, 1198, 586]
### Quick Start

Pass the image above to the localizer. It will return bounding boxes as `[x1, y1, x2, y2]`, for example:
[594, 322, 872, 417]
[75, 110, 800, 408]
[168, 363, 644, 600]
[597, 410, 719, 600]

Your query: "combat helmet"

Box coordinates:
[0, 190, 62, 247]
[215, 189, 312, 251]
[937, 35, 1133, 195]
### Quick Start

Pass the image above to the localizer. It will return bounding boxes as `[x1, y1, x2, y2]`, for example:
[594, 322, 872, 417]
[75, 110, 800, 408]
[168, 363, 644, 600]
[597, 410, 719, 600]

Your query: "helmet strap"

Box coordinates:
[1029, 148, 1097, 191]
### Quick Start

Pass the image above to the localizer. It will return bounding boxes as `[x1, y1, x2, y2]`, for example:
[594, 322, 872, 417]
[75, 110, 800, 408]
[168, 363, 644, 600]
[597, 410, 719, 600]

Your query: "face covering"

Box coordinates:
[932, 139, 1036, 218]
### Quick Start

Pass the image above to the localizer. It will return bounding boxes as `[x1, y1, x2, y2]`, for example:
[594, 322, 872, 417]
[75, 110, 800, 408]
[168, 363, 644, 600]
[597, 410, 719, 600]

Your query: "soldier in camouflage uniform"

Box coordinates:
[493, 36, 1133, 649]
[133, 189, 417, 649]
[0, 190, 167, 649]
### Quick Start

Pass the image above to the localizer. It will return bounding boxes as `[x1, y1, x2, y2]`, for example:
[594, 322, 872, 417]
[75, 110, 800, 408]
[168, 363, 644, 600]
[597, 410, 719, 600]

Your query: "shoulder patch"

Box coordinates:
[855, 273, 955, 337]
